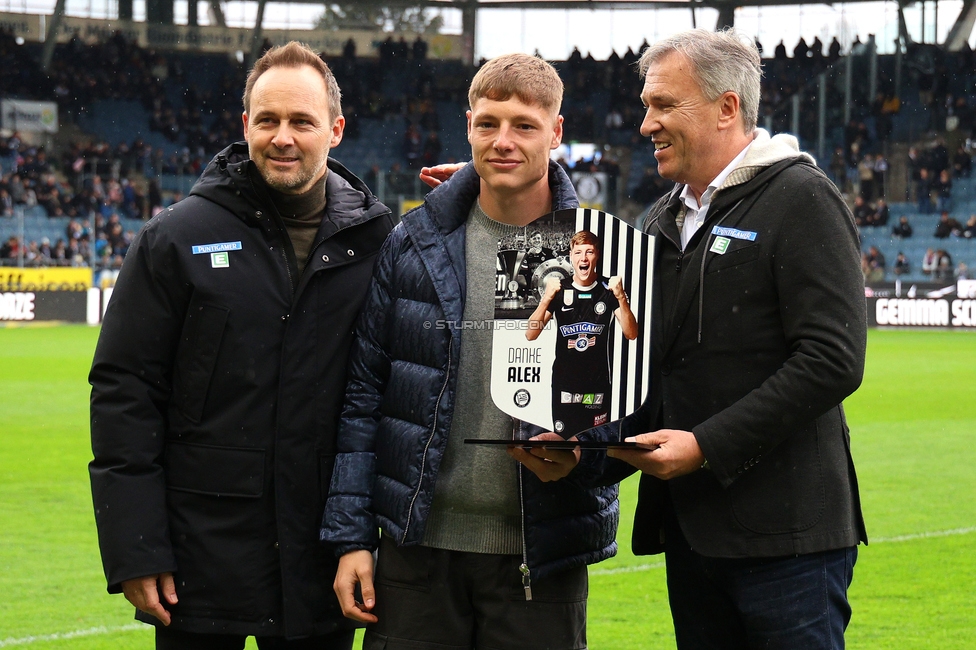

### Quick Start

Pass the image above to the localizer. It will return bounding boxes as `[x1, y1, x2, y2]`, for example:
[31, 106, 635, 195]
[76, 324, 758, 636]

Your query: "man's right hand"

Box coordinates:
[334, 550, 378, 623]
[543, 276, 562, 301]
[121, 572, 177, 626]
[508, 432, 580, 482]
[419, 163, 467, 188]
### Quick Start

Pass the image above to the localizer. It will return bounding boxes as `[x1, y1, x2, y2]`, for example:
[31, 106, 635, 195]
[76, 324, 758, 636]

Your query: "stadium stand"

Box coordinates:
[0, 27, 974, 279]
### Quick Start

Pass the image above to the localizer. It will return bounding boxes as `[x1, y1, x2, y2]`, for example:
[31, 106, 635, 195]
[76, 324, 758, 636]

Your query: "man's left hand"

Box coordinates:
[508, 432, 580, 482]
[607, 429, 705, 480]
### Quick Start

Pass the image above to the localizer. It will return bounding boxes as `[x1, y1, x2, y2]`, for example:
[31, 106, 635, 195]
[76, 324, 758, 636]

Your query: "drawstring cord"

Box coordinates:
[696, 198, 746, 343]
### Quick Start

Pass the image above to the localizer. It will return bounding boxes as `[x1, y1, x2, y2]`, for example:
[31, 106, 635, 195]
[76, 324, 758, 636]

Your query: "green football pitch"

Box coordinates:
[1, 325, 973, 649]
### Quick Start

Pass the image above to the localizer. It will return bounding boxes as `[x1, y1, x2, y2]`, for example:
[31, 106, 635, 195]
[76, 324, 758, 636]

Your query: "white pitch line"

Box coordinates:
[589, 526, 976, 578]
[591, 561, 665, 576]
[0, 623, 144, 647]
[872, 526, 976, 543]
[5, 527, 975, 646]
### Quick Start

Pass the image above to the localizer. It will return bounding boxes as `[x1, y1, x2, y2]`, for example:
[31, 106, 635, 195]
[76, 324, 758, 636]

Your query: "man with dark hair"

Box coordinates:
[323, 52, 617, 650]
[893, 251, 911, 276]
[0, 235, 18, 259]
[934, 210, 962, 238]
[892, 215, 913, 238]
[522, 230, 554, 269]
[526, 230, 637, 436]
[89, 41, 394, 649]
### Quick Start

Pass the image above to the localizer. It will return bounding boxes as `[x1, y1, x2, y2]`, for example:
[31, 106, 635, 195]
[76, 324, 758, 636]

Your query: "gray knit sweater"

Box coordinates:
[421, 201, 523, 555]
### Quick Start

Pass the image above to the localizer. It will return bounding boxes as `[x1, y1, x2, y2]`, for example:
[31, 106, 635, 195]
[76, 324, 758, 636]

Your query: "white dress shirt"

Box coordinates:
[678, 142, 752, 250]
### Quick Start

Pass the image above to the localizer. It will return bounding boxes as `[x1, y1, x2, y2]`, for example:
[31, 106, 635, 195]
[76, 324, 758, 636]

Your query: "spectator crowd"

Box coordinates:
[1, 27, 975, 279]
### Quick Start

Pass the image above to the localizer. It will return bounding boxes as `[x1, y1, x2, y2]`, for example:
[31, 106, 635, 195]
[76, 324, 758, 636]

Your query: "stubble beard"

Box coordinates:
[260, 160, 316, 194]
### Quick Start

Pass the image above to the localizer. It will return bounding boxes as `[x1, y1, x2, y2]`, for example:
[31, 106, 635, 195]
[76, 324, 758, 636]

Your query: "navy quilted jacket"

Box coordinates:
[322, 161, 619, 581]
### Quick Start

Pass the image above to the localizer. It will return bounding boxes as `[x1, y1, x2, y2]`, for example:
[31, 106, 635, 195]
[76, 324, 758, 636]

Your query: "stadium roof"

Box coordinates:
[271, 0, 976, 46]
[270, 0, 902, 7]
[38, 0, 976, 69]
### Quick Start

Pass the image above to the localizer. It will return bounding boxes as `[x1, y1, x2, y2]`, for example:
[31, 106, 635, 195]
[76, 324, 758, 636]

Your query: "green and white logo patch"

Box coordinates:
[709, 236, 731, 255]
[211, 252, 230, 268]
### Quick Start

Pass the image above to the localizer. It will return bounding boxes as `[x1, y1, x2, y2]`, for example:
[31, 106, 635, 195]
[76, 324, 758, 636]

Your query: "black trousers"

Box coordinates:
[364, 536, 588, 650]
[663, 509, 856, 649]
[154, 626, 356, 650]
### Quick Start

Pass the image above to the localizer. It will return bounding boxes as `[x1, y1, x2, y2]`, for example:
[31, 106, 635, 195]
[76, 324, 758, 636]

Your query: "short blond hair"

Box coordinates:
[243, 41, 342, 120]
[468, 53, 563, 117]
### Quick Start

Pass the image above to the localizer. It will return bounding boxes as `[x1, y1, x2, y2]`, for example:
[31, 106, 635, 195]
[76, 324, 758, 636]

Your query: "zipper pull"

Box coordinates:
[676, 249, 684, 273]
[519, 563, 533, 601]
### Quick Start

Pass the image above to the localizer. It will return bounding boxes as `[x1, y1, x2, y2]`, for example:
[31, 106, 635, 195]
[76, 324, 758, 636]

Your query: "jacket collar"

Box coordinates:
[403, 159, 578, 253]
[654, 153, 807, 354]
[715, 129, 815, 197]
[648, 130, 816, 236]
[410, 159, 579, 236]
[190, 141, 390, 234]
[402, 159, 579, 324]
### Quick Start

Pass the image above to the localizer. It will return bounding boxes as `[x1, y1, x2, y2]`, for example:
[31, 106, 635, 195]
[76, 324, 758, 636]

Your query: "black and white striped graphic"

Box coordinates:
[572, 208, 654, 421]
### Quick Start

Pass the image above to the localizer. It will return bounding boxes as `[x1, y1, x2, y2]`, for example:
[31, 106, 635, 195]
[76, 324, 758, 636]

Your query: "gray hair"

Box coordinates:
[638, 29, 762, 133]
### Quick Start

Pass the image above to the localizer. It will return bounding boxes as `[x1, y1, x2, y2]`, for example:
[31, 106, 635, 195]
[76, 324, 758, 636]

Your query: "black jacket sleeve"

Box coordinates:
[89, 221, 188, 592]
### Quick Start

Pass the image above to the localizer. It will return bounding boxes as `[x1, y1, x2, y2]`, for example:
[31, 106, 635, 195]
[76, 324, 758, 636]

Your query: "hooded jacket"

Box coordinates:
[322, 161, 619, 584]
[579, 130, 868, 557]
[89, 142, 395, 637]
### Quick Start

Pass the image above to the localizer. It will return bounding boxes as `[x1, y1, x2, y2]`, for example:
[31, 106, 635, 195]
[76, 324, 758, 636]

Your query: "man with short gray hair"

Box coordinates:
[578, 28, 868, 648]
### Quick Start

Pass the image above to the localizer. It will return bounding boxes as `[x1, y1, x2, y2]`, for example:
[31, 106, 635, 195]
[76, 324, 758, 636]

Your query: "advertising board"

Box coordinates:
[865, 281, 976, 329]
[0, 268, 92, 292]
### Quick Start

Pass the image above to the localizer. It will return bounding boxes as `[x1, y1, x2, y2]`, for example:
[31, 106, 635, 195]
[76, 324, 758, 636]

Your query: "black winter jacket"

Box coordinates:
[89, 142, 394, 637]
[321, 162, 619, 584]
[578, 133, 868, 558]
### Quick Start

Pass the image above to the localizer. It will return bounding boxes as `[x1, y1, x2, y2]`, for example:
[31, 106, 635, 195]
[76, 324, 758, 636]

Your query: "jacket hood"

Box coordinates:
[648, 130, 822, 345]
[647, 128, 817, 228]
[718, 128, 816, 194]
[189, 142, 390, 230]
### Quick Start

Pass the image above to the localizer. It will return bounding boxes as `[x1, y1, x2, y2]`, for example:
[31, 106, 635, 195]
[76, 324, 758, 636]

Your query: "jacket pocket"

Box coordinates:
[730, 421, 825, 534]
[375, 535, 432, 592]
[173, 301, 229, 423]
[705, 241, 760, 274]
[164, 441, 265, 498]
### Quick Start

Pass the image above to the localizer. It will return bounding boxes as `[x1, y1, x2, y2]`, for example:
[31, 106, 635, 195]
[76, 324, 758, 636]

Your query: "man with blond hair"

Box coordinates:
[322, 53, 617, 649]
[90, 41, 394, 649]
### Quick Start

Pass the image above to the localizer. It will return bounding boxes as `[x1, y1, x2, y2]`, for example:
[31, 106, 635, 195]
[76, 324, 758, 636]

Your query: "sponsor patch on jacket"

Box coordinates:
[709, 237, 731, 254]
[192, 241, 243, 254]
[711, 226, 757, 241]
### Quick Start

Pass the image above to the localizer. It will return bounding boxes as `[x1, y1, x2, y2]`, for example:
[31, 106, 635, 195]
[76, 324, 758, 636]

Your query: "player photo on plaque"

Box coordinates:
[488, 208, 654, 437]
